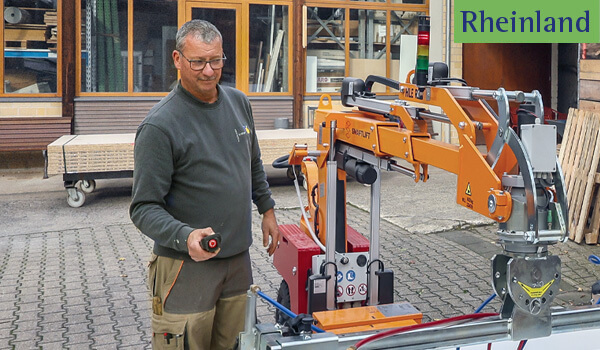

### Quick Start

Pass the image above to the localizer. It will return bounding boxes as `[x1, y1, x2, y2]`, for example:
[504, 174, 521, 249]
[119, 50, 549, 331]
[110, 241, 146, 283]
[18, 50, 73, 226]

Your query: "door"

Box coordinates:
[186, 3, 242, 89]
[463, 43, 552, 103]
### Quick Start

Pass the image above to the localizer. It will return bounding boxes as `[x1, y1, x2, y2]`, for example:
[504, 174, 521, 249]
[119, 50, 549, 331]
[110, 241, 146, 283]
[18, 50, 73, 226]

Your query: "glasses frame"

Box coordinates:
[178, 50, 227, 71]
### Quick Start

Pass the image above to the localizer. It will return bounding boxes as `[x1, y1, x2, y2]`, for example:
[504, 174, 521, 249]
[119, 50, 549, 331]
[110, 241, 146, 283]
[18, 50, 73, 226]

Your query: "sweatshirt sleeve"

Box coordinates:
[129, 123, 193, 252]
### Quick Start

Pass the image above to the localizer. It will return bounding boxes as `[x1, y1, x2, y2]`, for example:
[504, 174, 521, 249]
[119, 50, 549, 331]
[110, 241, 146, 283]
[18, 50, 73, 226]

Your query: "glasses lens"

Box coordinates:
[209, 59, 224, 69]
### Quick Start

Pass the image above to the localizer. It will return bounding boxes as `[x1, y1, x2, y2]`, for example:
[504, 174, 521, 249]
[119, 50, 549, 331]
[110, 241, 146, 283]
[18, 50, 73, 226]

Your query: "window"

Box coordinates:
[80, 0, 128, 93]
[133, 0, 177, 92]
[304, 1, 427, 95]
[3, 0, 59, 94]
[306, 7, 346, 93]
[249, 4, 289, 93]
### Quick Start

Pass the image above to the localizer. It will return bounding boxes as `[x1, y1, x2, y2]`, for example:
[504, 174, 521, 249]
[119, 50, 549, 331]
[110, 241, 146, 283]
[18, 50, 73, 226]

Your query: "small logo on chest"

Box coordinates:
[234, 125, 251, 142]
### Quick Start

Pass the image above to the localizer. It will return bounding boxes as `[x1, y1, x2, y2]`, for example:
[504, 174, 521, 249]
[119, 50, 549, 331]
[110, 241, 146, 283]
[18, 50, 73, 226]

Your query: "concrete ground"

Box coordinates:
[1, 165, 599, 348]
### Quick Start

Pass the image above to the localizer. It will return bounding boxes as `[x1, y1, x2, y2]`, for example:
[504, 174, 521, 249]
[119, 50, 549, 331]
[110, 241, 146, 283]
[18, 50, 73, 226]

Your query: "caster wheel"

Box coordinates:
[67, 189, 85, 208]
[80, 179, 96, 194]
[275, 279, 291, 325]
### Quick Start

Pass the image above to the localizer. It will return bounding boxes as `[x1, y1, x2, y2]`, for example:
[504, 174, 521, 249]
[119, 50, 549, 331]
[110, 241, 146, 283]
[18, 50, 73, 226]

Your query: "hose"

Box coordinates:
[292, 165, 326, 251]
[352, 313, 498, 349]
[256, 290, 325, 333]
[475, 293, 497, 314]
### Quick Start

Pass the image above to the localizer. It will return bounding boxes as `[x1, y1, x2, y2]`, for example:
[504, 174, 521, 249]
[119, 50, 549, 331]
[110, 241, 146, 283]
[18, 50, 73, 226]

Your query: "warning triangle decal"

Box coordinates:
[465, 183, 472, 196]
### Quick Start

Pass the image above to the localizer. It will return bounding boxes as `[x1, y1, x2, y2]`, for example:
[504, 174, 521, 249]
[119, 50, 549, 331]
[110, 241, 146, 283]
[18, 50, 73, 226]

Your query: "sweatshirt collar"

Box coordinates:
[177, 80, 222, 107]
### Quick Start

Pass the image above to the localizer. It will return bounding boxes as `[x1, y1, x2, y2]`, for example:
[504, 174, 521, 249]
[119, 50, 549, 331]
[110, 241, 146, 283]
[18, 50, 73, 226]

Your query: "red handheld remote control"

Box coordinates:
[200, 233, 221, 252]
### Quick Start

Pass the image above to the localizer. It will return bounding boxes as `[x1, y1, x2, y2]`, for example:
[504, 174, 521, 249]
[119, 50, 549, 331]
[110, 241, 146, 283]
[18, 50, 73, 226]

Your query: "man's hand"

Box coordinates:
[262, 208, 280, 256]
[187, 228, 220, 262]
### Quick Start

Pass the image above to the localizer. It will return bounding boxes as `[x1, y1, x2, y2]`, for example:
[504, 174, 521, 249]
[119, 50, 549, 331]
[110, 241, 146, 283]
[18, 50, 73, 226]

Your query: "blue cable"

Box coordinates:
[589, 255, 600, 265]
[475, 293, 497, 314]
[596, 298, 600, 305]
[256, 290, 325, 333]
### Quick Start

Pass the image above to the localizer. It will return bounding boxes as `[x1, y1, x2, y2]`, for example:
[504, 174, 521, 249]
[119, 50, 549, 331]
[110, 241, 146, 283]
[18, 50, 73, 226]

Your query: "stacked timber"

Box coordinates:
[558, 108, 600, 244]
[46, 134, 135, 176]
[255, 129, 317, 165]
[46, 129, 318, 177]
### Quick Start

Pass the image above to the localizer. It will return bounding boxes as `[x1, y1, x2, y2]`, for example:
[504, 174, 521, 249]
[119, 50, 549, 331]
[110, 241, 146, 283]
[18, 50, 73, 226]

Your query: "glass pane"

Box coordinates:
[249, 4, 289, 93]
[133, 0, 177, 92]
[391, 0, 425, 4]
[81, 0, 128, 92]
[349, 10, 386, 93]
[4, 1, 58, 93]
[191, 8, 236, 88]
[306, 7, 346, 93]
[390, 11, 422, 84]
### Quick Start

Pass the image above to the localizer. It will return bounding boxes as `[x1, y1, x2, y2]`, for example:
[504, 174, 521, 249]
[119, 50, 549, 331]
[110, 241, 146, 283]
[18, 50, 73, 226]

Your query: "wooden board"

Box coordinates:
[559, 109, 600, 243]
[46, 129, 318, 176]
[46, 134, 135, 176]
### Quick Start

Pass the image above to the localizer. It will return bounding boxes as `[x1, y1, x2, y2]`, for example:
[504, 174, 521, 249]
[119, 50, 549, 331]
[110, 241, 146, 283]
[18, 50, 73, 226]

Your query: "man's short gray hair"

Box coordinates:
[175, 20, 222, 52]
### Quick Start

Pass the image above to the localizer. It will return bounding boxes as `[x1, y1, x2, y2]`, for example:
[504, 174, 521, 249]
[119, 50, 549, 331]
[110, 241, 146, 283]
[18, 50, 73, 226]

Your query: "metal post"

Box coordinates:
[325, 120, 338, 310]
[368, 167, 381, 305]
[239, 286, 258, 348]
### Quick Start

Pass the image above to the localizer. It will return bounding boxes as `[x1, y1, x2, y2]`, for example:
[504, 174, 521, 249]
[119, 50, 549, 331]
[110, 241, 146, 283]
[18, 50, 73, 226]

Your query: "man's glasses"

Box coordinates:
[178, 51, 226, 71]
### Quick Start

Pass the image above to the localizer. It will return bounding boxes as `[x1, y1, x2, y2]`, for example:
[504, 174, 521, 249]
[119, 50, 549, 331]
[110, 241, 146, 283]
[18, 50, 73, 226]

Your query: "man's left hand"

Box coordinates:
[261, 208, 280, 256]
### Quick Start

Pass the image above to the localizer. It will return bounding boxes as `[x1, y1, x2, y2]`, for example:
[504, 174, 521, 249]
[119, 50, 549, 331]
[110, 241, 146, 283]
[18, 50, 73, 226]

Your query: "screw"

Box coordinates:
[495, 272, 501, 279]
[292, 267, 297, 276]
[404, 152, 409, 158]
[459, 122, 466, 129]
[370, 126, 374, 131]
[403, 137, 407, 143]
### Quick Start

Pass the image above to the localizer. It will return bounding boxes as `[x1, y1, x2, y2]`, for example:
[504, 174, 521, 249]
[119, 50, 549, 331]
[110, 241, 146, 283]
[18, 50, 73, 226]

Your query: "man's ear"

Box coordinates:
[173, 50, 181, 70]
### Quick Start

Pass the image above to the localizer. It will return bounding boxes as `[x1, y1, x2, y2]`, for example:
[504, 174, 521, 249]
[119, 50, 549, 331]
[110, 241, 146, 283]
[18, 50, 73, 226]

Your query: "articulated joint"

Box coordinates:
[487, 189, 512, 222]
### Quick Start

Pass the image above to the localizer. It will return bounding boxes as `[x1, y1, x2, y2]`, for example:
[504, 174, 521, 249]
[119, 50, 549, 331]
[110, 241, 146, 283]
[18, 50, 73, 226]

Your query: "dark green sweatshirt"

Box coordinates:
[129, 82, 275, 260]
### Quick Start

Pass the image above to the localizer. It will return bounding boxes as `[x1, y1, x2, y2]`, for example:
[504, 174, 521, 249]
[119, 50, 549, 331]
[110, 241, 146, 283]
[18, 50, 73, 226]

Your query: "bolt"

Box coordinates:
[372, 144, 376, 150]
[498, 129, 504, 137]
[495, 272, 501, 279]
[404, 152, 409, 158]
[513, 277, 518, 283]
[458, 121, 466, 129]
[530, 299, 542, 315]
[501, 288, 506, 295]
[370, 126, 375, 131]
[519, 294, 523, 300]
[403, 137, 407, 143]
[292, 266, 297, 276]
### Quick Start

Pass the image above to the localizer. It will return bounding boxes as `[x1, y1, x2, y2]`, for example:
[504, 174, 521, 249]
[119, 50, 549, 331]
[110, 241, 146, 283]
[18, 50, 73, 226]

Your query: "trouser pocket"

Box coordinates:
[148, 254, 183, 316]
[151, 312, 187, 350]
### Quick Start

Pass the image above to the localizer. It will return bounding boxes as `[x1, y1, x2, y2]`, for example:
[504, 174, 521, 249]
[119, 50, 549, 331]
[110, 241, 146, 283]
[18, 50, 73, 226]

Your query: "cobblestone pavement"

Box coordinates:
[1, 168, 600, 348]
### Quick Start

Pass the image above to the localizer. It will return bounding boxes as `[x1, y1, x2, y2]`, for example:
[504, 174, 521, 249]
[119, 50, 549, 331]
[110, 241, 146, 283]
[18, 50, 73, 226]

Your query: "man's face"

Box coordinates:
[173, 36, 223, 99]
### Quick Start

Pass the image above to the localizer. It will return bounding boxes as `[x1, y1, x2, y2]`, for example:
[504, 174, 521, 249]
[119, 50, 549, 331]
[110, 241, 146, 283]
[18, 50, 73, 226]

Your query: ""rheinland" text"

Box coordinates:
[461, 10, 590, 33]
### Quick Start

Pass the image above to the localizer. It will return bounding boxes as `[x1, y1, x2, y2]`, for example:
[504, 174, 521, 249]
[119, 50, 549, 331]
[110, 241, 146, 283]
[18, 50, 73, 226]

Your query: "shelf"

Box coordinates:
[4, 49, 57, 58]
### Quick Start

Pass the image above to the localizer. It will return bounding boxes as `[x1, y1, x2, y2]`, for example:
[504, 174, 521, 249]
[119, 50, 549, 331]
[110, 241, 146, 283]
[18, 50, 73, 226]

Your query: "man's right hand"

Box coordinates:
[187, 228, 220, 262]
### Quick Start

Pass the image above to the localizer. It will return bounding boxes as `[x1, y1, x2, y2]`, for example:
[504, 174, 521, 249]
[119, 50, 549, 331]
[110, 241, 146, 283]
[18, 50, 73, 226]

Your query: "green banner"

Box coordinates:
[454, 0, 600, 43]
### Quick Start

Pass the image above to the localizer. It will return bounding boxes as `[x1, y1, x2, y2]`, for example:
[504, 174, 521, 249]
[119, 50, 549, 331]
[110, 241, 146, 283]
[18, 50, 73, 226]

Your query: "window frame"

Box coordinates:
[0, 1, 62, 97]
[303, 0, 428, 96]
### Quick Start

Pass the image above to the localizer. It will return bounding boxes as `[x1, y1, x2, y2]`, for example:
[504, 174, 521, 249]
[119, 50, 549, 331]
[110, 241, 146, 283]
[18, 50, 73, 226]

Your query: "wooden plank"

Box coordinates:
[580, 80, 600, 102]
[581, 59, 600, 73]
[580, 100, 600, 113]
[586, 186, 600, 244]
[574, 113, 600, 242]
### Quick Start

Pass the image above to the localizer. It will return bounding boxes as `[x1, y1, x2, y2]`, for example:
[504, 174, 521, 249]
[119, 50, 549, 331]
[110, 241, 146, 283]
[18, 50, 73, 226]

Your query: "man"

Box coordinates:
[130, 19, 280, 349]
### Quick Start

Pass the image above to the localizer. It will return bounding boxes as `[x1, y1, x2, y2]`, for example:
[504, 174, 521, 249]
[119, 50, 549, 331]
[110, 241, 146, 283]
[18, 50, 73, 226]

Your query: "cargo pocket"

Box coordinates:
[148, 254, 184, 316]
[151, 313, 187, 350]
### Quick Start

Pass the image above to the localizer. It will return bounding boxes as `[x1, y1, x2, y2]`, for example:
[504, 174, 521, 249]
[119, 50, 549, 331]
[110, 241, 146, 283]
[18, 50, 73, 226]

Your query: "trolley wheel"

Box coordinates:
[67, 188, 86, 208]
[275, 279, 291, 325]
[80, 179, 96, 194]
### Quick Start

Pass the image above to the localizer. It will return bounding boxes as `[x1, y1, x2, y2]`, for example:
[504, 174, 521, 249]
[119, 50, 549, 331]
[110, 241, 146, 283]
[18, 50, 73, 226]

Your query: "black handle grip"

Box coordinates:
[200, 233, 221, 253]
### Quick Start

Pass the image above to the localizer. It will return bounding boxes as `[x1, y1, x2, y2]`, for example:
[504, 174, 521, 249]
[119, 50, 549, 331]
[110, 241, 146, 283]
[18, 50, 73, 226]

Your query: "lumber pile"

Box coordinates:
[558, 108, 600, 244]
[46, 129, 318, 177]
[46, 134, 135, 176]
[256, 129, 317, 165]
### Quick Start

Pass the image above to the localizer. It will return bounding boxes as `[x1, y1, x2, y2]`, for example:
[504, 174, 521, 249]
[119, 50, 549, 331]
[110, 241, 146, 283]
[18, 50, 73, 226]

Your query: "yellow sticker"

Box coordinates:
[465, 183, 472, 196]
[517, 280, 555, 298]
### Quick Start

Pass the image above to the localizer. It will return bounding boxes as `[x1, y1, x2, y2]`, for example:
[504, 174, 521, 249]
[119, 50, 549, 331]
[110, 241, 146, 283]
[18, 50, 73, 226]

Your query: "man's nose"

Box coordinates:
[202, 64, 215, 75]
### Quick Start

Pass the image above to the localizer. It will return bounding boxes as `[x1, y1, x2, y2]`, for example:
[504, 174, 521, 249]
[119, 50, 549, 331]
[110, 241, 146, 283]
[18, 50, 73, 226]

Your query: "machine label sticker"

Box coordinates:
[346, 284, 356, 296]
[337, 271, 343, 283]
[465, 183, 472, 196]
[403, 86, 418, 99]
[346, 270, 356, 282]
[314, 279, 326, 294]
[518, 279, 554, 298]
[337, 285, 344, 297]
[358, 283, 368, 295]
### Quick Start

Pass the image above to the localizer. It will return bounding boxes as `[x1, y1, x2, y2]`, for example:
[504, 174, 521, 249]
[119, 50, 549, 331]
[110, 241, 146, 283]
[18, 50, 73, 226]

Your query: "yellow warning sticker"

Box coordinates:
[518, 280, 555, 299]
[465, 183, 472, 196]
